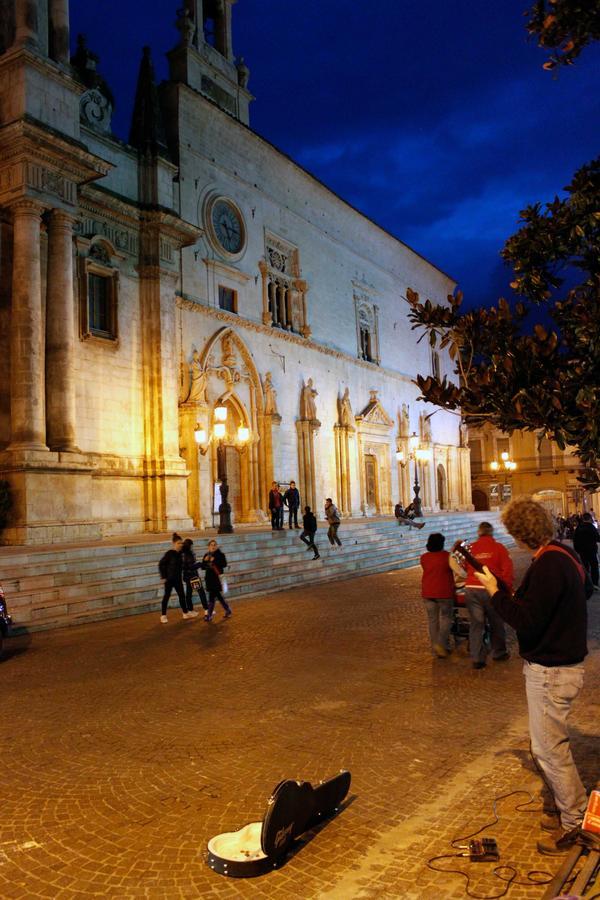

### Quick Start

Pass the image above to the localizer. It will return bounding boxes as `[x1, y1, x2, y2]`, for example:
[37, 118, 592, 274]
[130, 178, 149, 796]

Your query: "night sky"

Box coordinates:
[71, 0, 599, 306]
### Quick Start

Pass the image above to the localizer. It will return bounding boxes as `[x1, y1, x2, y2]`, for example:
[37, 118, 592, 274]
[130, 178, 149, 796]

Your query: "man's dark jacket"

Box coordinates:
[491, 541, 590, 666]
[573, 522, 599, 557]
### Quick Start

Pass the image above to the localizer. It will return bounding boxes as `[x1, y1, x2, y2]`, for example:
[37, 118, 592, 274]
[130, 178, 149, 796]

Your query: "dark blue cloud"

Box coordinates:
[71, 0, 600, 307]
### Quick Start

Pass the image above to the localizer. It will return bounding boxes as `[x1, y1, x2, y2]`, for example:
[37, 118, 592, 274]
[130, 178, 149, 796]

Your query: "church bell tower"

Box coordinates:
[168, 0, 252, 125]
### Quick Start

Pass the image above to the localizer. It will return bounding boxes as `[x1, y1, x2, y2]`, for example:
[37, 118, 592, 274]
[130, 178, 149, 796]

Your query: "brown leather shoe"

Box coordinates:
[537, 825, 581, 855]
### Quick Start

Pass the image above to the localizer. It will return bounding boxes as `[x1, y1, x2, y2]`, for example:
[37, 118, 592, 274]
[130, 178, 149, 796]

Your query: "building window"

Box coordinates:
[470, 438, 483, 475]
[218, 285, 237, 313]
[538, 435, 553, 469]
[88, 273, 112, 335]
[78, 239, 119, 342]
[263, 234, 307, 334]
[496, 437, 510, 458]
[354, 294, 380, 364]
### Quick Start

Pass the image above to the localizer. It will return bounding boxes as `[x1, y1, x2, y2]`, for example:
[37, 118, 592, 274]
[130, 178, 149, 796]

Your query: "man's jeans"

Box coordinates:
[524, 661, 587, 831]
[423, 598, 453, 653]
[464, 587, 507, 663]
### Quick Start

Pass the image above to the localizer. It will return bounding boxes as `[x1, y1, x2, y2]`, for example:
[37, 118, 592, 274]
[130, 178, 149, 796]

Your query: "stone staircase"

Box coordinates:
[0, 513, 515, 633]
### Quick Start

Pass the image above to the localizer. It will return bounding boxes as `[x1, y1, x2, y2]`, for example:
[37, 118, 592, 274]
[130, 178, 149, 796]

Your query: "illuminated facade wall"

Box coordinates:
[0, 0, 471, 544]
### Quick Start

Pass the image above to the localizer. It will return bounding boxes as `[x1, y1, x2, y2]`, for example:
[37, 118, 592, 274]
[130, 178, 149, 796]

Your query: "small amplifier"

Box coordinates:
[468, 838, 499, 862]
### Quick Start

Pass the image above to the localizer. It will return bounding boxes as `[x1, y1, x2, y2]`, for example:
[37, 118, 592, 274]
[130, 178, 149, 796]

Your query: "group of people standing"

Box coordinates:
[268, 481, 343, 557]
[420, 498, 594, 856]
[158, 534, 231, 624]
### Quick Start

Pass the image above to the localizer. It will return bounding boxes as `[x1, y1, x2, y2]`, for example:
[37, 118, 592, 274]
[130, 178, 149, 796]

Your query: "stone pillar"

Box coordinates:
[49, 0, 69, 64]
[296, 419, 319, 512]
[46, 209, 78, 451]
[9, 199, 48, 451]
[259, 260, 271, 325]
[14, 0, 39, 47]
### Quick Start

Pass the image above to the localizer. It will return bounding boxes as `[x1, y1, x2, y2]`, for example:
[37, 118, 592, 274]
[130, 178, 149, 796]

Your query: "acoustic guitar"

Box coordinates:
[451, 540, 510, 594]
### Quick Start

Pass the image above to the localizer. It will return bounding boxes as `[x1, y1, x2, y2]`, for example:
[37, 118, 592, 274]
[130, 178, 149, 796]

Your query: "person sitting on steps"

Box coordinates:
[395, 501, 425, 530]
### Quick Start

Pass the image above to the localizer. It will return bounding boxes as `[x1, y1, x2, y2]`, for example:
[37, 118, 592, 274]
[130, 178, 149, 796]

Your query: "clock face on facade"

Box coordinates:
[209, 198, 246, 256]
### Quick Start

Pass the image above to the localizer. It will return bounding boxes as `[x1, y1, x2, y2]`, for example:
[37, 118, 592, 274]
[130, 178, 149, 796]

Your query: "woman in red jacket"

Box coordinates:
[420, 533, 456, 658]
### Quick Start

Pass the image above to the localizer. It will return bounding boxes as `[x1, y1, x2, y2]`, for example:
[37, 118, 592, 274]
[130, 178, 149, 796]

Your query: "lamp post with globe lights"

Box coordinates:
[194, 403, 249, 533]
[396, 431, 433, 518]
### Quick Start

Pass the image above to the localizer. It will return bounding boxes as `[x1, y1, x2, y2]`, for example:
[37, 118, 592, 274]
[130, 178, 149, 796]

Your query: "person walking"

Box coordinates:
[299, 505, 320, 560]
[268, 481, 284, 530]
[420, 533, 456, 658]
[463, 521, 514, 669]
[475, 497, 593, 855]
[201, 539, 232, 622]
[284, 480, 301, 529]
[324, 498, 342, 547]
[158, 533, 188, 623]
[181, 538, 206, 615]
[573, 512, 599, 587]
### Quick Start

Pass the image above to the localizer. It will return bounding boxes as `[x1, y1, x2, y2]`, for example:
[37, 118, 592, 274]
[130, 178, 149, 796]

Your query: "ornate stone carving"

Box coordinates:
[221, 332, 237, 369]
[460, 419, 469, 448]
[263, 371, 279, 416]
[338, 388, 354, 428]
[80, 89, 113, 133]
[236, 56, 250, 89]
[401, 403, 410, 437]
[300, 378, 319, 422]
[189, 350, 208, 404]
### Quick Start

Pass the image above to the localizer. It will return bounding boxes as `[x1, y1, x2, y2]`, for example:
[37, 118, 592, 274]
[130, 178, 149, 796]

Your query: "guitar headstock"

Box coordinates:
[451, 539, 481, 573]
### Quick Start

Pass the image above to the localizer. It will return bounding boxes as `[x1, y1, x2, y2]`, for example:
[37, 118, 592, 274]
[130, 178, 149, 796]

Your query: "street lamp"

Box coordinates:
[194, 404, 250, 533]
[490, 451, 517, 503]
[396, 431, 433, 518]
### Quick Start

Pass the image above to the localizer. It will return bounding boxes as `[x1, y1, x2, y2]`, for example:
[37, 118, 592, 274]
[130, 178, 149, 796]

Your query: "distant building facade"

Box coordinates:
[468, 425, 598, 517]
[0, 0, 471, 545]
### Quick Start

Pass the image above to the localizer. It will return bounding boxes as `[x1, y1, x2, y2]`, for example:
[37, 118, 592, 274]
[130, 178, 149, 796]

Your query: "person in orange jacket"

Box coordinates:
[463, 521, 514, 669]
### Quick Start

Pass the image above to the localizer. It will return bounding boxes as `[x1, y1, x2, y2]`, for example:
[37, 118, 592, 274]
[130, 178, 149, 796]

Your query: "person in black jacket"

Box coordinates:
[158, 533, 188, 623]
[475, 498, 592, 856]
[299, 505, 320, 560]
[284, 481, 301, 529]
[201, 539, 232, 622]
[181, 538, 206, 615]
[573, 512, 599, 587]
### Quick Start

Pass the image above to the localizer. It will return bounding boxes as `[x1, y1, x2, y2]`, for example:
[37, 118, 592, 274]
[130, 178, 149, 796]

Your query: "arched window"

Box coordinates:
[354, 296, 380, 364]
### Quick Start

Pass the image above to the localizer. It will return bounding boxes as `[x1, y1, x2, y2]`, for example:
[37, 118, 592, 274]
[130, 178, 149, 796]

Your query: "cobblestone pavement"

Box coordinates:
[1, 551, 599, 899]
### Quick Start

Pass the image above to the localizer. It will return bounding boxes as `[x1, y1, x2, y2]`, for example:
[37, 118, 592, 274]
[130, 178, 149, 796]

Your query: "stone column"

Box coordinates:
[49, 0, 69, 65]
[259, 260, 271, 325]
[9, 199, 47, 451]
[46, 209, 78, 451]
[14, 0, 39, 46]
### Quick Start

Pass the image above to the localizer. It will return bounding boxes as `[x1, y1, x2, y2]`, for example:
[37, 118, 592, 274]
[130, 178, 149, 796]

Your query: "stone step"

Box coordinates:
[1, 512, 514, 632]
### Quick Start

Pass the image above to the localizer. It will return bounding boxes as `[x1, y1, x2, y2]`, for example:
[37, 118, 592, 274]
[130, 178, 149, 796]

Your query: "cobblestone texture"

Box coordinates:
[1, 551, 599, 899]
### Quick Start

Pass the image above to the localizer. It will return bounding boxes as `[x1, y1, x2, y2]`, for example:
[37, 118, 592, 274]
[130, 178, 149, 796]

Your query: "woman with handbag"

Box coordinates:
[201, 539, 232, 622]
[181, 538, 206, 615]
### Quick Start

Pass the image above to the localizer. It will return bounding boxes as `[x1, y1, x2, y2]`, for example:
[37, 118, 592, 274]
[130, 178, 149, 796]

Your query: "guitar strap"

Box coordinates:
[535, 544, 586, 584]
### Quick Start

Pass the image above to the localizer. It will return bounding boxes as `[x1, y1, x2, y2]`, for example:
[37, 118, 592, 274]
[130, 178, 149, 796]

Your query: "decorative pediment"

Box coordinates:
[355, 391, 394, 430]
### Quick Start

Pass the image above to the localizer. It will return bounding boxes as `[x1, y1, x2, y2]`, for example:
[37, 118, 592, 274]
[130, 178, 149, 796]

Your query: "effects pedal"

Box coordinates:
[468, 838, 500, 862]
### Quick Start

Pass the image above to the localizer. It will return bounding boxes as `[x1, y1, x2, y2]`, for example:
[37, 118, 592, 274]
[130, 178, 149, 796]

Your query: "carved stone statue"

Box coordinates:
[236, 56, 250, 89]
[263, 371, 279, 416]
[401, 403, 410, 437]
[339, 388, 354, 427]
[176, 7, 195, 47]
[189, 350, 208, 404]
[221, 332, 236, 369]
[460, 420, 469, 448]
[300, 378, 318, 421]
[421, 412, 432, 443]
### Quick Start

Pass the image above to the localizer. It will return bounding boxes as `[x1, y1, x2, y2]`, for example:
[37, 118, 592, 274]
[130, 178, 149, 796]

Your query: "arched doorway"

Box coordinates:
[437, 464, 447, 510]
[179, 327, 268, 527]
[364, 454, 378, 510]
[533, 489, 564, 518]
[472, 489, 489, 511]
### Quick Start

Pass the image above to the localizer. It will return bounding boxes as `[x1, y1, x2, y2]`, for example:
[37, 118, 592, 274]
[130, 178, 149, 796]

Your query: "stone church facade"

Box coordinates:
[0, 0, 471, 545]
